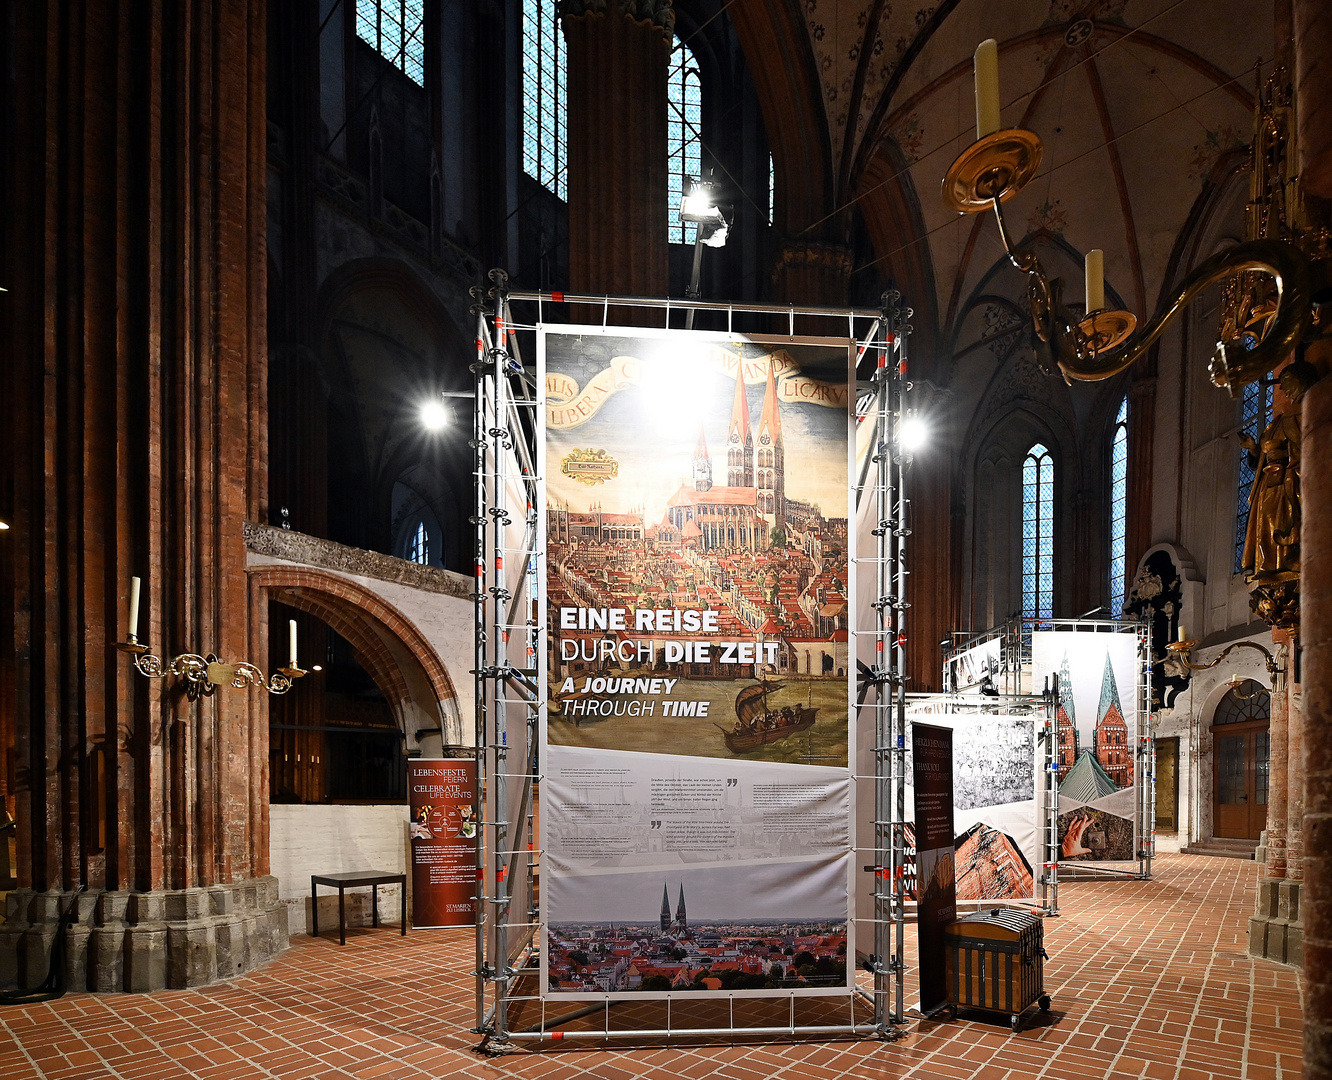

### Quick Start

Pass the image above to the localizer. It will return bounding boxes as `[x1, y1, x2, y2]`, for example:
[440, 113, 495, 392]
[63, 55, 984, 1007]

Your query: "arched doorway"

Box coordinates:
[1211, 679, 1271, 839]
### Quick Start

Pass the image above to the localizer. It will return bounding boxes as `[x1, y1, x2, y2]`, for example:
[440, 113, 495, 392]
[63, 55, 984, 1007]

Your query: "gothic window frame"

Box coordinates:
[522, 0, 567, 199]
[355, 0, 426, 86]
[1109, 397, 1128, 615]
[407, 520, 430, 566]
[667, 35, 703, 244]
[1022, 442, 1055, 619]
[1235, 379, 1274, 573]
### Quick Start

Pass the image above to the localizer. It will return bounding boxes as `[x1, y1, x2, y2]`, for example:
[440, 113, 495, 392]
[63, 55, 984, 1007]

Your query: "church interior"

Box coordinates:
[2, 0, 1331, 1075]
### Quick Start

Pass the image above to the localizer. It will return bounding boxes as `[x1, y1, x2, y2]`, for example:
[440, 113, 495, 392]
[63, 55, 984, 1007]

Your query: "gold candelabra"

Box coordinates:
[117, 576, 305, 700]
[941, 52, 1318, 397]
[1165, 637, 1283, 685]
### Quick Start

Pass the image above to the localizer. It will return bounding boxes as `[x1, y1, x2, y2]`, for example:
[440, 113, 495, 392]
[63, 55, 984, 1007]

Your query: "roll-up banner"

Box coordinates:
[539, 327, 855, 999]
[911, 723, 955, 1016]
[407, 759, 478, 928]
[1031, 631, 1140, 863]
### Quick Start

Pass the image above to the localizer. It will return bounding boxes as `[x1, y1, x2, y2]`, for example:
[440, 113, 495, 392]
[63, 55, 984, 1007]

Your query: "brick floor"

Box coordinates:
[0, 854, 1303, 1079]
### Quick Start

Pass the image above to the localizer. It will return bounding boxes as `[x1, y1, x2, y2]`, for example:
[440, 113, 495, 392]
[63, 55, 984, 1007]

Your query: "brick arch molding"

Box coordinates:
[247, 566, 459, 732]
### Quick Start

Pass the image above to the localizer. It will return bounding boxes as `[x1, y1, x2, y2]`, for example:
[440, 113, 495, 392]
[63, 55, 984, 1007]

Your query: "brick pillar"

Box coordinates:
[0, 1, 284, 992]
[1268, 642, 1292, 878]
[563, 1, 672, 309]
[1295, 0, 1332, 197]
[1302, 373, 1332, 1072]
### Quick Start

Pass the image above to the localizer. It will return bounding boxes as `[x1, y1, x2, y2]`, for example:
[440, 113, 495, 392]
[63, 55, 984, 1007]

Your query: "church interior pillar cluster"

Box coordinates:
[3, 0, 1332, 1071]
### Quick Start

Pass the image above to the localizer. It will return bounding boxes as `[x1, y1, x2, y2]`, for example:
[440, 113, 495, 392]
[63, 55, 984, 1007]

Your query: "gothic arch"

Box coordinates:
[249, 565, 462, 744]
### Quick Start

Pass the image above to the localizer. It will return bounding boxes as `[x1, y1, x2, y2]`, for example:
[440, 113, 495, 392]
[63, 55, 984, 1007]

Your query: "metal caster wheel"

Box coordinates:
[1010, 1013, 1020, 1032]
[1039, 994, 1051, 1012]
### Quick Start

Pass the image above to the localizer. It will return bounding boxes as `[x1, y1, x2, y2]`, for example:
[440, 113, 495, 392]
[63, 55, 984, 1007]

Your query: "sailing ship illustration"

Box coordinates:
[719, 678, 819, 753]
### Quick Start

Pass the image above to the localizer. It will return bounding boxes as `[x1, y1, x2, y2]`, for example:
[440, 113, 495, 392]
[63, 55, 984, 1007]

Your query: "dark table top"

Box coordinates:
[311, 871, 406, 887]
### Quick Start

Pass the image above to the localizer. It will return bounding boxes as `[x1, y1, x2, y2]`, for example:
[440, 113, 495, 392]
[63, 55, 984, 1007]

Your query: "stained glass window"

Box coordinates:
[668, 37, 702, 244]
[408, 521, 430, 566]
[1109, 397, 1128, 615]
[1235, 379, 1274, 573]
[355, 1, 425, 86]
[1023, 443, 1054, 619]
[522, 0, 566, 199]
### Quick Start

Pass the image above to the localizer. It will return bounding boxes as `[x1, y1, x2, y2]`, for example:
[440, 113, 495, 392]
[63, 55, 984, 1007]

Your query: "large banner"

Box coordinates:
[407, 759, 477, 928]
[912, 724, 955, 1015]
[903, 706, 1040, 902]
[1031, 631, 1140, 863]
[539, 327, 855, 999]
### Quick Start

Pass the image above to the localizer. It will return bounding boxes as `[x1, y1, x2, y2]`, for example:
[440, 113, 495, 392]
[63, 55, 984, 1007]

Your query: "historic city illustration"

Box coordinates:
[543, 331, 853, 767]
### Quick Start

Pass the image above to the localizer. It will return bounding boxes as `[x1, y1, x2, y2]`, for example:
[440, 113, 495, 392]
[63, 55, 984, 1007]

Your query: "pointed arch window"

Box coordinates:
[668, 36, 702, 243]
[355, 1, 426, 86]
[1236, 379, 1274, 573]
[407, 521, 430, 566]
[522, 0, 567, 199]
[1109, 397, 1128, 615]
[1023, 443, 1055, 619]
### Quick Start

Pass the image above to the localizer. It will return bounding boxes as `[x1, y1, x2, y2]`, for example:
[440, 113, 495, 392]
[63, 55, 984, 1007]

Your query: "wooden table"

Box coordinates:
[310, 871, 407, 945]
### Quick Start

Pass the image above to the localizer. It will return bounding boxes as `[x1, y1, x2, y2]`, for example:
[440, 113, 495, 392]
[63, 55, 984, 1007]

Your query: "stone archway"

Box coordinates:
[247, 563, 463, 750]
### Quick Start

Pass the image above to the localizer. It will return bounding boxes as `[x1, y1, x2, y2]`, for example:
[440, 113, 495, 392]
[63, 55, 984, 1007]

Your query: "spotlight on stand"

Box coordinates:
[681, 175, 731, 330]
[420, 398, 450, 431]
[897, 415, 928, 452]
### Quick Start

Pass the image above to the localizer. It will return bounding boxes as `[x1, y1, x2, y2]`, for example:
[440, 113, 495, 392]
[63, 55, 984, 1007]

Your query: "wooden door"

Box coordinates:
[1213, 721, 1270, 839]
[1211, 680, 1271, 841]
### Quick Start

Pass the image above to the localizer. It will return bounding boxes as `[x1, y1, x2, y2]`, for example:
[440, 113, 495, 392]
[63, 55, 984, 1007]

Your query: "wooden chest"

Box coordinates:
[944, 908, 1049, 1029]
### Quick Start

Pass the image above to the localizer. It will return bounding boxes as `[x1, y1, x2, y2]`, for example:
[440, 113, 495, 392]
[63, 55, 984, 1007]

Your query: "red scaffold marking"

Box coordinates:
[877, 353, 887, 368]
[475, 564, 485, 577]
[876, 640, 883, 652]
[551, 1032, 564, 1041]
[897, 633, 907, 647]
[496, 555, 504, 570]
[552, 291, 564, 302]
[502, 631, 510, 644]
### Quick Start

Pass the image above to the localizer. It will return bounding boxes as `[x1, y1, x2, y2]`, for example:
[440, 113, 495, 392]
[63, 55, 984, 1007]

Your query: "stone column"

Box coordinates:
[0, 0, 284, 992]
[1295, 0, 1332, 197]
[1268, 642, 1292, 877]
[1302, 371, 1332, 1073]
[563, 0, 672, 308]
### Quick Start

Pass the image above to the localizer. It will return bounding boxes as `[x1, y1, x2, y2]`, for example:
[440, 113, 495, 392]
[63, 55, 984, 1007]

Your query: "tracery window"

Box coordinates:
[1022, 443, 1054, 619]
[668, 36, 702, 243]
[522, 0, 566, 199]
[1235, 379, 1274, 573]
[355, 1, 426, 86]
[407, 521, 430, 566]
[1109, 397, 1128, 615]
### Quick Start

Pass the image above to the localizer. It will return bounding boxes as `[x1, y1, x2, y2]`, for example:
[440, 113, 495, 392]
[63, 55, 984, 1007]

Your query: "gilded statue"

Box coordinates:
[1240, 360, 1317, 628]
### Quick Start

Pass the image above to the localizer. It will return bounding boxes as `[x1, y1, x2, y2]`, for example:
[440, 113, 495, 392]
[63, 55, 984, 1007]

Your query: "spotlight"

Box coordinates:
[420, 399, 450, 431]
[311, 664, 323, 672]
[898, 415, 928, 451]
[0, 519, 9, 531]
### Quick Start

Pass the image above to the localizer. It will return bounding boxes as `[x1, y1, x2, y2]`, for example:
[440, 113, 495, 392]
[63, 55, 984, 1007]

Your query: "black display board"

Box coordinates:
[912, 723, 956, 1015]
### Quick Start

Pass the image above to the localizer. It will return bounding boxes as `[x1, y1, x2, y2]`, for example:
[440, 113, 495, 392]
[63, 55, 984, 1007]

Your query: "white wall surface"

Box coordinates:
[270, 803, 411, 935]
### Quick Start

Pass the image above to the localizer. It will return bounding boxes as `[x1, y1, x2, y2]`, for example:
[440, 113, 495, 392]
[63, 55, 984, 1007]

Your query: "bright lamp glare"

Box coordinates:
[898, 416, 928, 451]
[420, 400, 449, 431]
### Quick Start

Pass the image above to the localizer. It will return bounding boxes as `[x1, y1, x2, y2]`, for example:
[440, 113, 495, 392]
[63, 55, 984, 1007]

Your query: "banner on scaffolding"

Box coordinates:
[1031, 631, 1141, 864]
[407, 758, 478, 928]
[538, 326, 856, 999]
[902, 703, 1041, 903]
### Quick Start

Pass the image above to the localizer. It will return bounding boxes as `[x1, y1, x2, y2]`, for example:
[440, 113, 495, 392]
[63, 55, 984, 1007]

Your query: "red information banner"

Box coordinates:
[407, 758, 477, 928]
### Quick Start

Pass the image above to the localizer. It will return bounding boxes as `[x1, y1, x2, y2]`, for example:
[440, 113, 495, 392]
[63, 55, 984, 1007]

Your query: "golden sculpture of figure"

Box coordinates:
[1240, 362, 1316, 597]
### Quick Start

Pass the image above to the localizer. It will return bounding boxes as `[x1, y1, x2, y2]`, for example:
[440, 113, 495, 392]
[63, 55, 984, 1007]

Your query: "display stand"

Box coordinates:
[903, 691, 1061, 916]
[469, 274, 913, 1049]
[943, 617, 1155, 883]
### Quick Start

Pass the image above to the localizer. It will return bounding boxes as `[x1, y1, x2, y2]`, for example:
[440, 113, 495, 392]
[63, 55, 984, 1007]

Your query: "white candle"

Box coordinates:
[974, 39, 1001, 140]
[289, 619, 298, 667]
[128, 576, 141, 640]
[1177, 625, 1186, 644]
[1085, 248, 1105, 313]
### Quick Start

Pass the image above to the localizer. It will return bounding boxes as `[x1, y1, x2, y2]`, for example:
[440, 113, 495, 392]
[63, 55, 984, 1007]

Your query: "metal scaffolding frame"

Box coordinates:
[469, 275, 913, 1048]
[943, 617, 1154, 882]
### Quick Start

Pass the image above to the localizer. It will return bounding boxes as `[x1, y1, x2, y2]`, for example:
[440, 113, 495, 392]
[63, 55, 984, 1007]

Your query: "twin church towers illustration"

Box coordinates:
[1054, 651, 1133, 796]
